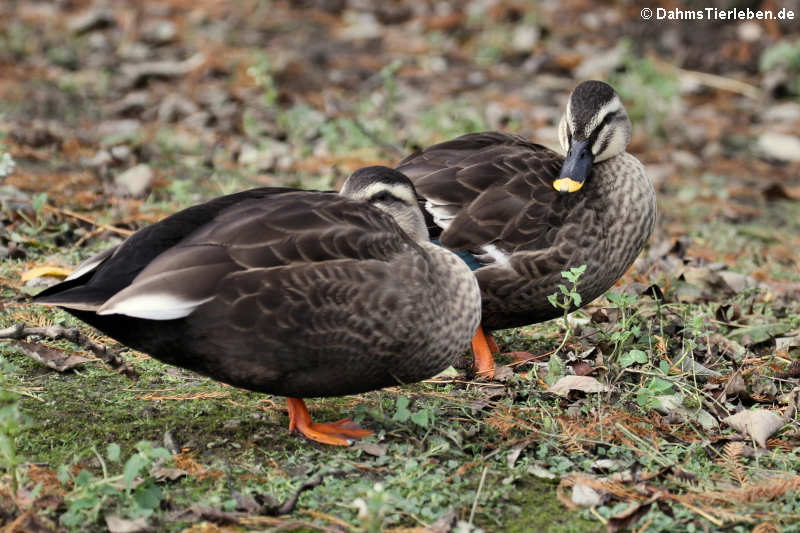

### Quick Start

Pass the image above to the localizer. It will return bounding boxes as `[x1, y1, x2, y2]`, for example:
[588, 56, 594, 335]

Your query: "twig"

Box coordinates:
[265, 469, 351, 516]
[589, 506, 608, 525]
[677, 500, 724, 527]
[350, 118, 405, 159]
[675, 67, 763, 99]
[651, 57, 763, 99]
[0, 323, 137, 379]
[42, 205, 133, 236]
[468, 465, 489, 526]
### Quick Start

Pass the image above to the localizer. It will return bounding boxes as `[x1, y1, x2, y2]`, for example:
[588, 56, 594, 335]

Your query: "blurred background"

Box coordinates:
[1, 1, 799, 247]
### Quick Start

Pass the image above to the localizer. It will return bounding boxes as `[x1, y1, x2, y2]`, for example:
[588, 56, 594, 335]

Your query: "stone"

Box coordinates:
[763, 102, 800, 123]
[115, 164, 154, 197]
[97, 119, 141, 145]
[141, 19, 177, 44]
[757, 132, 800, 163]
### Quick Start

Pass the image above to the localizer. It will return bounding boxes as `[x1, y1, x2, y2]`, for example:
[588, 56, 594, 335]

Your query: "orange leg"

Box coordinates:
[286, 397, 373, 446]
[471, 325, 496, 379]
[486, 332, 500, 354]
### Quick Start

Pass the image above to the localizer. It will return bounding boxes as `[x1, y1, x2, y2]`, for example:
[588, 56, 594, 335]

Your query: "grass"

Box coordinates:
[3, 243, 800, 531]
[2, 6, 800, 530]
[3, 99, 800, 529]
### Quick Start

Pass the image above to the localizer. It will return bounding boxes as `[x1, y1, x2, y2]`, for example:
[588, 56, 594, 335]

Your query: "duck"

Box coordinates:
[395, 80, 657, 378]
[34, 166, 482, 446]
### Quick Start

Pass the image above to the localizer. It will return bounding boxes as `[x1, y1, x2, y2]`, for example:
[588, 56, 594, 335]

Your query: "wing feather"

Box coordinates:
[396, 131, 581, 255]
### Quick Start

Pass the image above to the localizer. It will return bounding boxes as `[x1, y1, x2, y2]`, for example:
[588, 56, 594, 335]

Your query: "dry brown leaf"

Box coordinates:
[723, 409, 785, 448]
[723, 370, 747, 397]
[752, 521, 783, 533]
[14, 341, 91, 372]
[775, 335, 800, 352]
[352, 442, 387, 457]
[150, 466, 187, 482]
[606, 499, 657, 533]
[492, 364, 515, 382]
[548, 375, 609, 396]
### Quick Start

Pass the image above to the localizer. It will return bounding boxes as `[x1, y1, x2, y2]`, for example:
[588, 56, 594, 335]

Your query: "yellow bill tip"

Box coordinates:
[553, 177, 584, 193]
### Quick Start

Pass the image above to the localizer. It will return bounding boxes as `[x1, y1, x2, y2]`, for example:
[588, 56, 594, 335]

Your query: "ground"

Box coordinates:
[2, 0, 800, 532]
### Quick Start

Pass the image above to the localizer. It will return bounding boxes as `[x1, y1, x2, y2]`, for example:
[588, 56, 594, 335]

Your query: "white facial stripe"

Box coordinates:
[97, 293, 214, 319]
[583, 96, 622, 139]
[557, 115, 569, 155]
[356, 183, 416, 205]
[592, 124, 627, 163]
[566, 97, 577, 133]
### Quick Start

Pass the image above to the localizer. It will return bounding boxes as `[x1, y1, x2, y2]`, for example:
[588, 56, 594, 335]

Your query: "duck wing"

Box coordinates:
[37, 189, 413, 321]
[34, 187, 294, 308]
[396, 131, 572, 258]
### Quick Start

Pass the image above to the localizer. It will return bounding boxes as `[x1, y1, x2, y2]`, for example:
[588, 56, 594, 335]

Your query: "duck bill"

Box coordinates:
[553, 139, 594, 194]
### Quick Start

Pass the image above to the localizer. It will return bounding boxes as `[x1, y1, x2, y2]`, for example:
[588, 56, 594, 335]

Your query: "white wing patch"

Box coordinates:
[96, 293, 214, 319]
[480, 243, 510, 265]
[65, 248, 116, 281]
[425, 199, 458, 231]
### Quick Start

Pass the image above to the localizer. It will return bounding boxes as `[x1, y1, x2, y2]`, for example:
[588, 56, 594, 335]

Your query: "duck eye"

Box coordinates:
[370, 190, 401, 204]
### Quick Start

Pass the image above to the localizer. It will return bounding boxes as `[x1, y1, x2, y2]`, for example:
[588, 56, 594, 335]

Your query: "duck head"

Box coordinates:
[555, 81, 632, 194]
[340, 166, 428, 242]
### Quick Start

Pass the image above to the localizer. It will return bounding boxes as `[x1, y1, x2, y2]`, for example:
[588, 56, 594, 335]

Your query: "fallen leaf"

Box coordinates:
[718, 270, 759, 293]
[20, 265, 72, 283]
[427, 508, 457, 533]
[728, 322, 792, 346]
[527, 464, 556, 479]
[590, 459, 627, 472]
[723, 409, 785, 447]
[775, 335, 800, 352]
[570, 360, 594, 376]
[492, 364, 514, 382]
[607, 499, 657, 533]
[14, 341, 91, 372]
[507, 351, 540, 363]
[548, 375, 609, 396]
[723, 371, 747, 397]
[150, 467, 187, 482]
[506, 442, 528, 468]
[105, 516, 152, 533]
[571, 482, 602, 507]
[780, 387, 800, 420]
[432, 366, 459, 378]
[232, 490, 262, 513]
[352, 442, 387, 457]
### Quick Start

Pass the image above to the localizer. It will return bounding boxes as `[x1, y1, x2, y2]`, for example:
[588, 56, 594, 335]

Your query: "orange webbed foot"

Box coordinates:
[286, 398, 373, 446]
[471, 325, 496, 380]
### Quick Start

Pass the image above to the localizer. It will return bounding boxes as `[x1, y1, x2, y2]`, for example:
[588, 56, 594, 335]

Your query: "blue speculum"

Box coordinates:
[432, 239, 482, 271]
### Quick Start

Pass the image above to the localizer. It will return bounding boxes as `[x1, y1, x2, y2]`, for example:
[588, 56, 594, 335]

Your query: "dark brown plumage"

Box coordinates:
[396, 82, 657, 333]
[35, 167, 481, 444]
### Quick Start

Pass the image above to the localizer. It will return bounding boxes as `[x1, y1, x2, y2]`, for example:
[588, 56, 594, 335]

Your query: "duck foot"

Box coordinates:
[471, 325, 496, 380]
[286, 397, 373, 446]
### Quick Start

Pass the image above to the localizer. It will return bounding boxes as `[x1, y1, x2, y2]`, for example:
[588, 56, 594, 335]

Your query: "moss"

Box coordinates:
[504, 478, 600, 533]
